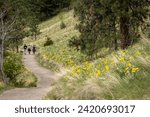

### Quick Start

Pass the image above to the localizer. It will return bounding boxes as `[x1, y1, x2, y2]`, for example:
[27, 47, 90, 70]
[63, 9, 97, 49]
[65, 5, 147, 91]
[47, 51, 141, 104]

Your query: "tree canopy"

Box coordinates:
[72, 0, 150, 57]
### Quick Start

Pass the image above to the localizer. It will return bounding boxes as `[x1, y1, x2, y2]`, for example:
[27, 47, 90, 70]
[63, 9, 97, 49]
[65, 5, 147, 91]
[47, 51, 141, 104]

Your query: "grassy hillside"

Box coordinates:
[25, 10, 150, 100]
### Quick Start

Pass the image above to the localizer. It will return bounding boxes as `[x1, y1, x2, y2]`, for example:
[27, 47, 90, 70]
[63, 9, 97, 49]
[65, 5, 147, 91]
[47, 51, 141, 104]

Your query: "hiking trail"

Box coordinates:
[0, 54, 63, 100]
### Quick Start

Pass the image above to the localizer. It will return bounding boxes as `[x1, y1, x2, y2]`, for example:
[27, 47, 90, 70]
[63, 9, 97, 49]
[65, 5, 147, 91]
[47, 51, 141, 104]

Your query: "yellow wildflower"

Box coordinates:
[70, 71, 75, 76]
[64, 76, 68, 79]
[110, 61, 114, 65]
[119, 57, 125, 62]
[86, 64, 92, 70]
[131, 67, 139, 73]
[125, 67, 129, 71]
[96, 70, 101, 76]
[76, 65, 80, 69]
[125, 67, 129, 75]
[125, 70, 130, 75]
[128, 57, 132, 61]
[135, 52, 141, 56]
[76, 69, 81, 73]
[127, 63, 132, 67]
[105, 65, 109, 71]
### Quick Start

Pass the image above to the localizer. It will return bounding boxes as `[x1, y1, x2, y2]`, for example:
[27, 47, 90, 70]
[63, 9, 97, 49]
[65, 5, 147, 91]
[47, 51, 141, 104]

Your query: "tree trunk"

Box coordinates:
[114, 37, 118, 51]
[120, 16, 131, 49]
[114, 22, 118, 51]
[0, 11, 6, 83]
[0, 45, 3, 81]
[0, 43, 5, 83]
[16, 45, 19, 53]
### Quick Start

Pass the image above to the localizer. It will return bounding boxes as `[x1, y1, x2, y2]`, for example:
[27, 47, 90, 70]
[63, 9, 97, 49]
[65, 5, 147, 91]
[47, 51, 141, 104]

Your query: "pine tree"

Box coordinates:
[28, 16, 40, 40]
[73, 0, 150, 57]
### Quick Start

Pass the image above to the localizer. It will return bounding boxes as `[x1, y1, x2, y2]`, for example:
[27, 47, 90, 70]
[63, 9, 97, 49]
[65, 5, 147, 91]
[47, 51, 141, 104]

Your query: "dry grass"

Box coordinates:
[25, 10, 150, 100]
[15, 68, 37, 87]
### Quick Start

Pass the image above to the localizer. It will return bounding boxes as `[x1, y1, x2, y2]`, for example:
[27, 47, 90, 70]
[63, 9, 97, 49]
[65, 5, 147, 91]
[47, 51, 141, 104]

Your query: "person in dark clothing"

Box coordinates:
[23, 44, 27, 55]
[28, 45, 31, 54]
[32, 45, 36, 54]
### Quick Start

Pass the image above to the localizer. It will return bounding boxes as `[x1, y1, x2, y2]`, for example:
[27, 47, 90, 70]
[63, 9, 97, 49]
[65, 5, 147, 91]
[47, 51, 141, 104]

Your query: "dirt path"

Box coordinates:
[0, 54, 60, 100]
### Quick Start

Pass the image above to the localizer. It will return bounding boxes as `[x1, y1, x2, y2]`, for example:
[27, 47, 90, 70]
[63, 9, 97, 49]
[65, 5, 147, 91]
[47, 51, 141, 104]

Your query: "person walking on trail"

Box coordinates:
[32, 45, 36, 54]
[23, 44, 27, 55]
[28, 45, 31, 54]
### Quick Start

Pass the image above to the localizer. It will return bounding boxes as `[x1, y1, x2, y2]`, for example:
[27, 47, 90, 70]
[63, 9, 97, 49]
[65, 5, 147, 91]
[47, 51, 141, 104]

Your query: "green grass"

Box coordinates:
[0, 67, 37, 94]
[24, 10, 150, 100]
[0, 67, 37, 93]
[14, 68, 37, 87]
[44, 41, 150, 100]
[0, 68, 37, 94]
[0, 82, 7, 94]
[0, 81, 14, 95]
[24, 10, 82, 71]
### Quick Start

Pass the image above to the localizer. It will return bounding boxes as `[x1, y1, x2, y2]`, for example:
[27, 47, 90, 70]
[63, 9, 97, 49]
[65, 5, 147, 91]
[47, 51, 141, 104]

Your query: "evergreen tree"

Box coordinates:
[33, 0, 71, 20]
[28, 16, 40, 40]
[73, 0, 150, 57]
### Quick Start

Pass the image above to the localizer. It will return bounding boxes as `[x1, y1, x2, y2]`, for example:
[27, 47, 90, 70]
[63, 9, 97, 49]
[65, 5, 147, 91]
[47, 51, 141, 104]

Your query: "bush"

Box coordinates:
[60, 21, 66, 29]
[4, 51, 24, 82]
[44, 37, 53, 47]
[68, 36, 81, 51]
[4, 51, 37, 87]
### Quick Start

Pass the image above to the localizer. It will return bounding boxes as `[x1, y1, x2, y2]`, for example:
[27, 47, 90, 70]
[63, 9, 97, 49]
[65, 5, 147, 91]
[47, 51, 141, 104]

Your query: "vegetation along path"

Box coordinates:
[0, 54, 59, 100]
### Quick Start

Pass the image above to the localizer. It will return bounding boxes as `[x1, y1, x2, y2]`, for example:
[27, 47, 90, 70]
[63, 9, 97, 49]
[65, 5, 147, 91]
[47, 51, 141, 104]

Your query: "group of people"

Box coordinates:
[23, 44, 36, 55]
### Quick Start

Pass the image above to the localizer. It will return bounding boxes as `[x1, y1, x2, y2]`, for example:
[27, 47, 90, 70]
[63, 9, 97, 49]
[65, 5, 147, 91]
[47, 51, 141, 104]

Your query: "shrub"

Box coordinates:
[44, 37, 53, 47]
[4, 51, 24, 82]
[60, 21, 66, 29]
[68, 36, 81, 51]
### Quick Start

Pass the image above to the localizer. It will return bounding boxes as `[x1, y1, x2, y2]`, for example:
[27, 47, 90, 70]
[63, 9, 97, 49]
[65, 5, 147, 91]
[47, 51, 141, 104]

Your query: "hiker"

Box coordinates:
[28, 45, 31, 54]
[32, 45, 36, 54]
[23, 44, 27, 55]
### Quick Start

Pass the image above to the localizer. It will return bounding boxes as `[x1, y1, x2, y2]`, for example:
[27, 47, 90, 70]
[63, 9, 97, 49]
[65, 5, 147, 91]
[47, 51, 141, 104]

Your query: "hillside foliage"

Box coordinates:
[72, 0, 150, 57]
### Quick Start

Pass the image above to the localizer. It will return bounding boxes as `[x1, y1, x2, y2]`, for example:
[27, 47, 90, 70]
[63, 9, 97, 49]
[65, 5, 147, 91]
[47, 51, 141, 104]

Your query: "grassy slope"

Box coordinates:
[25, 10, 150, 100]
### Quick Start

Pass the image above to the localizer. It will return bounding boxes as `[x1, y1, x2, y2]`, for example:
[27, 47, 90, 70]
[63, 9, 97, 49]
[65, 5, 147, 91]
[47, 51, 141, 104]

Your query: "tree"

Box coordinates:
[0, 0, 39, 82]
[0, 3, 17, 82]
[25, 0, 71, 21]
[73, 0, 117, 57]
[28, 16, 40, 40]
[6, 24, 27, 53]
[73, 0, 150, 57]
